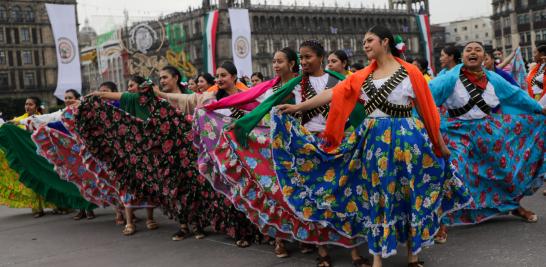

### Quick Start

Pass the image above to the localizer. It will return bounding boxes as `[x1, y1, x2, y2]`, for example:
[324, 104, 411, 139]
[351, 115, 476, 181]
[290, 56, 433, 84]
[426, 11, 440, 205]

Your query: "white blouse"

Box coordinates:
[444, 78, 500, 120]
[293, 73, 330, 132]
[532, 69, 544, 96]
[359, 76, 415, 117]
[20, 109, 64, 131]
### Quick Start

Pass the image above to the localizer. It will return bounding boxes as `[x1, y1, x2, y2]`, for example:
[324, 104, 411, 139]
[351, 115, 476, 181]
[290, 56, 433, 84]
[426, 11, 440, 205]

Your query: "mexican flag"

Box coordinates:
[203, 10, 219, 75]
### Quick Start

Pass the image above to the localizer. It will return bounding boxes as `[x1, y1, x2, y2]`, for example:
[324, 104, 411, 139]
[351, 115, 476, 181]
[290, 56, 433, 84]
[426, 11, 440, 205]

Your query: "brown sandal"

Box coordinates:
[171, 225, 190, 241]
[86, 210, 95, 220]
[72, 210, 85, 220]
[33, 211, 45, 218]
[146, 219, 159, 230]
[316, 255, 332, 267]
[122, 224, 136, 236]
[274, 241, 289, 258]
[512, 207, 538, 223]
[408, 260, 424, 267]
[235, 239, 251, 248]
[434, 224, 448, 244]
[352, 257, 371, 267]
[299, 243, 315, 254]
[115, 214, 125, 225]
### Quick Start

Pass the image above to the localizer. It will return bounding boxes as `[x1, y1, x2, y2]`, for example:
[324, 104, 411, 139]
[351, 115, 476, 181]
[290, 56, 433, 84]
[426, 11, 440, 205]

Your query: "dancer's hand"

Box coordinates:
[542, 107, 546, 115]
[152, 85, 162, 97]
[440, 144, 451, 159]
[277, 104, 301, 114]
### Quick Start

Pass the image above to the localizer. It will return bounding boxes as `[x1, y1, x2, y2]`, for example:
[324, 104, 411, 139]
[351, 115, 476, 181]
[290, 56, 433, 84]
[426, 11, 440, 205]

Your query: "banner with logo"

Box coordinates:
[228, 9, 252, 77]
[46, 4, 81, 100]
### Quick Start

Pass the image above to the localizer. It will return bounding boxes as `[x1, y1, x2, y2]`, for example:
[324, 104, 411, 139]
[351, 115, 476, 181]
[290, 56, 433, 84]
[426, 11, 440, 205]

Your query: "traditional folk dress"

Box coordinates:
[268, 59, 471, 257]
[0, 123, 95, 210]
[430, 64, 545, 225]
[213, 70, 370, 247]
[71, 87, 193, 221]
[527, 63, 546, 106]
[161, 88, 262, 243]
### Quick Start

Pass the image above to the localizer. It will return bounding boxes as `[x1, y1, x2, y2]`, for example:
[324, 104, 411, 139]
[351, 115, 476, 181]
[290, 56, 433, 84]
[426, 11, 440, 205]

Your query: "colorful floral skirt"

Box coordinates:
[0, 124, 95, 210]
[190, 107, 263, 241]
[441, 114, 545, 225]
[270, 112, 471, 257]
[214, 119, 367, 247]
[31, 124, 121, 208]
[70, 96, 198, 219]
[61, 107, 154, 209]
[0, 150, 49, 209]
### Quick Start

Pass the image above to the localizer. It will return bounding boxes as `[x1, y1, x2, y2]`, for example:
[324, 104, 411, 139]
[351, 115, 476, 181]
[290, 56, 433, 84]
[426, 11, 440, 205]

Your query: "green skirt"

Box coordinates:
[0, 124, 95, 210]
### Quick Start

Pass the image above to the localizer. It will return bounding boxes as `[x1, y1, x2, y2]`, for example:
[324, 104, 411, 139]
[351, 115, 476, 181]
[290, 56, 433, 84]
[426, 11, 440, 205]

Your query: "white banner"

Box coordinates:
[46, 4, 82, 100]
[228, 9, 252, 78]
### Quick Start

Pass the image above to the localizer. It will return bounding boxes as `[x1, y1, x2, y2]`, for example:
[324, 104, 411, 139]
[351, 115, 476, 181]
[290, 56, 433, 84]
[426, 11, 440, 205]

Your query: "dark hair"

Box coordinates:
[251, 72, 264, 81]
[65, 89, 81, 99]
[216, 61, 238, 100]
[299, 40, 325, 58]
[329, 50, 350, 70]
[161, 65, 183, 90]
[26, 96, 43, 114]
[351, 62, 364, 71]
[99, 81, 118, 92]
[277, 47, 299, 73]
[465, 41, 485, 49]
[129, 75, 147, 86]
[442, 45, 461, 64]
[537, 45, 546, 56]
[412, 58, 429, 73]
[197, 72, 215, 86]
[366, 25, 400, 58]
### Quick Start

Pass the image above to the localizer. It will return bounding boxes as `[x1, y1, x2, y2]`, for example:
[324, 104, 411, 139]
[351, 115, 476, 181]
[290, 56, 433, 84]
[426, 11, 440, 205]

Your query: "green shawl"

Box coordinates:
[233, 70, 365, 146]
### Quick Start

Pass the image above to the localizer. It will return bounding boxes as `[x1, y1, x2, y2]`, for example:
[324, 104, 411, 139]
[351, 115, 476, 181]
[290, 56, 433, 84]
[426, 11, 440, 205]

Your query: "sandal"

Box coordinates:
[274, 241, 289, 258]
[408, 260, 425, 267]
[299, 243, 315, 254]
[146, 219, 159, 230]
[86, 210, 96, 220]
[316, 255, 332, 267]
[434, 224, 448, 244]
[171, 225, 190, 241]
[235, 239, 251, 248]
[352, 257, 371, 267]
[512, 207, 538, 223]
[543, 189, 546, 196]
[115, 214, 125, 225]
[33, 211, 45, 218]
[72, 210, 85, 220]
[122, 224, 136, 236]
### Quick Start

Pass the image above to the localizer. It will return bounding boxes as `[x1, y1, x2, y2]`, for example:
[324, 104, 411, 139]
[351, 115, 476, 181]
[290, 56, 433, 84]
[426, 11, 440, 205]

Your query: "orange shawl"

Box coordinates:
[207, 81, 249, 92]
[526, 64, 546, 99]
[323, 57, 442, 156]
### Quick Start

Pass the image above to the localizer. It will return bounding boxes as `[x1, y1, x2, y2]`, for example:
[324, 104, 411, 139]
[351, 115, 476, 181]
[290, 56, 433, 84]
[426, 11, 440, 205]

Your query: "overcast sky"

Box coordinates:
[77, 0, 492, 34]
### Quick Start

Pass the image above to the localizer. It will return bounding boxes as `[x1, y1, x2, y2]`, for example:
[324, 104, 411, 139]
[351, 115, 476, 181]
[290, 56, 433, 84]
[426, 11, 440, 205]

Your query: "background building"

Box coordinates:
[491, 0, 546, 61]
[80, 0, 429, 90]
[441, 17, 494, 46]
[0, 0, 78, 118]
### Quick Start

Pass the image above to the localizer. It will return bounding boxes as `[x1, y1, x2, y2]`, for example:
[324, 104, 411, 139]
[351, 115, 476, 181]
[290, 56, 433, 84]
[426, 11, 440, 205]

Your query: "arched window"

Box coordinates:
[24, 6, 33, 22]
[0, 6, 7, 21]
[11, 5, 22, 22]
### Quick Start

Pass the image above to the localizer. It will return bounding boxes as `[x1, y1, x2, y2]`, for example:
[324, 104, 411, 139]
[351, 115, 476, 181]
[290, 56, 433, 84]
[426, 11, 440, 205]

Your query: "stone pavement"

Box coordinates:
[1, 187, 545, 267]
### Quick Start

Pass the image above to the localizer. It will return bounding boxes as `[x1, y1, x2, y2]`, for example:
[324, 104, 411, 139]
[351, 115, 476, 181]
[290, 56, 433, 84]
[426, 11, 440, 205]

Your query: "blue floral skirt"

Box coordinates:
[271, 111, 471, 257]
[440, 114, 545, 225]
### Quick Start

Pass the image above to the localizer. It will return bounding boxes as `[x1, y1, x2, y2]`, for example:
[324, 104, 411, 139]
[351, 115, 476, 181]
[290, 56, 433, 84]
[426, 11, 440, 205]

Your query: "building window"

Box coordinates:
[0, 50, 5, 65]
[23, 71, 35, 88]
[485, 32, 489, 37]
[22, 50, 32, 64]
[11, 5, 22, 22]
[0, 72, 8, 89]
[20, 28, 30, 42]
[24, 6, 33, 22]
[0, 6, 6, 21]
[0, 28, 4, 42]
[462, 26, 467, 31]
[474, 25, 478, 29]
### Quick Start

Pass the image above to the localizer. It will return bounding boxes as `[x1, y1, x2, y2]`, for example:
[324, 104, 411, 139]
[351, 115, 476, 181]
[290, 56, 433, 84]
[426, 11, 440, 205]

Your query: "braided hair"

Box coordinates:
[299, 40, 325, 58]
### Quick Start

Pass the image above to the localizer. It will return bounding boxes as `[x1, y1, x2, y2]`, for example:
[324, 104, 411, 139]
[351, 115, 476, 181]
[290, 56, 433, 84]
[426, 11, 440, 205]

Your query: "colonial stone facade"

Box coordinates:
[0, 0, 77, 118]
[491, 0, 546, 61]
